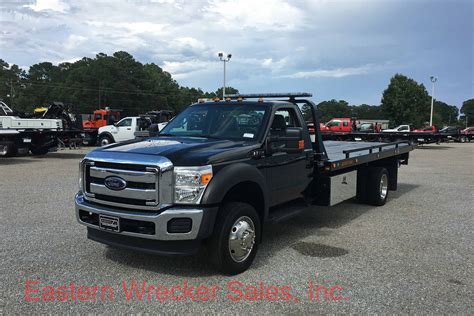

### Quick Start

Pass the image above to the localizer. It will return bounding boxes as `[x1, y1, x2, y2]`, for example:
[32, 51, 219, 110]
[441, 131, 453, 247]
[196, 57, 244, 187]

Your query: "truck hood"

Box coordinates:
[94, 137, 258, 166]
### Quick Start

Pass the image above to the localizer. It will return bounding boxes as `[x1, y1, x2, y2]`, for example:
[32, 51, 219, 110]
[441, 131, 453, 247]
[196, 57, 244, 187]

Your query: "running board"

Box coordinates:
[267, 200, 311, 224]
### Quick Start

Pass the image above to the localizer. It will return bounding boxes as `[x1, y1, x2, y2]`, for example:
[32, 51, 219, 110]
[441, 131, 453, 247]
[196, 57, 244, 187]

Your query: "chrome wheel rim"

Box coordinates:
[228, 216, 256, 263]
[380, 174, 388, 200]
[0, 145, 7, 156]
[100, 138, 110, 146]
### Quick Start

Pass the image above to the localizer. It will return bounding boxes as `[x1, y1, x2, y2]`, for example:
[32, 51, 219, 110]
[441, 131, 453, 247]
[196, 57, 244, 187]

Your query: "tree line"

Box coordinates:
[1, 51, 472, 127]
[0, 51, 237, 116]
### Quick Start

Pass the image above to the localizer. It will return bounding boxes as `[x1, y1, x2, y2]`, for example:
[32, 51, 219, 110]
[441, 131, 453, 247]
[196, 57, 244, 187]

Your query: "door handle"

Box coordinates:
[126, 128, 131, 130]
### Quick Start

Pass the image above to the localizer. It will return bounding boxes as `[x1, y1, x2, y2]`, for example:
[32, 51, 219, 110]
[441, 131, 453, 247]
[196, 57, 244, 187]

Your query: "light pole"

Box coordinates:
[429, 76, 437, 126]
[218, 52, 232, 99]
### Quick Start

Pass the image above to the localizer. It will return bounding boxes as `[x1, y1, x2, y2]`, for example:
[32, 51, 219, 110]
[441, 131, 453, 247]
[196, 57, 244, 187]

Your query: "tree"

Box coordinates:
[316, 99, 351, 122]
[381, 74, 431, 128]
[460, 99, 474, 126]
[350, 104, 383, 120]
[433, 100, 459, 126]
[213, 87, 239, 98]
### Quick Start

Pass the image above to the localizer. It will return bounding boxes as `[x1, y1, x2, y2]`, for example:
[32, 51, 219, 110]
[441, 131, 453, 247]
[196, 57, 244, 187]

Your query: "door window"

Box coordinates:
[117, 119, 132, 127]
[274, 109, 301, 128]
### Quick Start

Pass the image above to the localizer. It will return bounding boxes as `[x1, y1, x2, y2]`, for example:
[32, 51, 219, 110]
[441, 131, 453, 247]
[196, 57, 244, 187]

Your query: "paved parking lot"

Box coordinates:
[0, 143, 473, 314]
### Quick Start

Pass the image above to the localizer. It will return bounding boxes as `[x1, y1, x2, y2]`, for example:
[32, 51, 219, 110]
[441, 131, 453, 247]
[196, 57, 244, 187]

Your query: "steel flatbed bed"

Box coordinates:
[321, 140, 413, 172]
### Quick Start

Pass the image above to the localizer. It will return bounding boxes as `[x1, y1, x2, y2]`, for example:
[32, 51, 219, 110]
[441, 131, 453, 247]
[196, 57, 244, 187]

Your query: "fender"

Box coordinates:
[201, 162, 270, 220]
[98, 132, 115, 142]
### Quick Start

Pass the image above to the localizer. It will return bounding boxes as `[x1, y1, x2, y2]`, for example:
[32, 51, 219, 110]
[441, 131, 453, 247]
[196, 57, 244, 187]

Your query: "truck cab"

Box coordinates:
[97, 116, 146, 146]
[75, 93, 413, 275]
[413, 126, 438, 133]
[83, 108, 121, 130]
[383, 125, 411, 133]
[321, 118, 352, 132]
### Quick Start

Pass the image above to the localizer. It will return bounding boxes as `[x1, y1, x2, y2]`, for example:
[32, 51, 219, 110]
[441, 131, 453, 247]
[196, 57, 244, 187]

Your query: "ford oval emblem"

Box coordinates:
[104, 176, 127, 191]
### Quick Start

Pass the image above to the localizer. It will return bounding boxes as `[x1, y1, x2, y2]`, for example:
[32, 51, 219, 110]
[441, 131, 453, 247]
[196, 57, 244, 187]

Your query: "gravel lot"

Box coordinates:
[1, 143, 473, 314]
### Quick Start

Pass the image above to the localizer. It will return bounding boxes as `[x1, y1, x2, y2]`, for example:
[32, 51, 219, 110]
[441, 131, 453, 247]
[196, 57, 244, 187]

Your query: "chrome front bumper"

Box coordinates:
[75, 193, 203, 241]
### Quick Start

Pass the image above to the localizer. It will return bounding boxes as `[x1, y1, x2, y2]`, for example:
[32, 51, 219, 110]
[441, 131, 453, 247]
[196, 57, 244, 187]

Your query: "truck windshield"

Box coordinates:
[160, 103, 269, 141]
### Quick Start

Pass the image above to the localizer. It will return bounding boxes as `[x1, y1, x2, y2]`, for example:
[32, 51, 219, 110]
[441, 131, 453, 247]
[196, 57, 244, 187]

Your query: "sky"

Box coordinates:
[0, 0, 472, 107]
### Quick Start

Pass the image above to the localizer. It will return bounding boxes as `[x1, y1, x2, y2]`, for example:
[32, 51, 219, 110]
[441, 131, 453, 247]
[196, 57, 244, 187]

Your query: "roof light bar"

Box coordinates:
[225, 92, 312, 99]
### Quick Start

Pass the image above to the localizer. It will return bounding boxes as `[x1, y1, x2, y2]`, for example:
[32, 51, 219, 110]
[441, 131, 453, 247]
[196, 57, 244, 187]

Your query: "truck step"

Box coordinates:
[267, 199, 311, 224]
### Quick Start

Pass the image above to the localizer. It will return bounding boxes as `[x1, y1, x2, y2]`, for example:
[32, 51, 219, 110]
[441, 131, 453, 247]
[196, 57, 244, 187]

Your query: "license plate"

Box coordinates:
[417, 138, 424, 142]
[99, 215, 120, 232]
[22, 138, 32, 143]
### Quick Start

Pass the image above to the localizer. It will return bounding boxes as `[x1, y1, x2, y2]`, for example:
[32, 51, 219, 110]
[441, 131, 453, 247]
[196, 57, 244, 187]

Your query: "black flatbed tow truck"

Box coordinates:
[75, 93, 414, 274]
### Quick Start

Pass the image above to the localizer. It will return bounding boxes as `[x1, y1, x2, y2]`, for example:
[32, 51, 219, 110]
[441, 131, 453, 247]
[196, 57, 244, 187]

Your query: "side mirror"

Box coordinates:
[266, 127, 304, 154]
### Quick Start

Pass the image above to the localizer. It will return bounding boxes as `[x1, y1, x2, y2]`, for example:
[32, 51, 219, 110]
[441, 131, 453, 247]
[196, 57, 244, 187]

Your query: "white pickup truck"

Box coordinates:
[382, 125, 411, 133]
[98, 116, 168, 146]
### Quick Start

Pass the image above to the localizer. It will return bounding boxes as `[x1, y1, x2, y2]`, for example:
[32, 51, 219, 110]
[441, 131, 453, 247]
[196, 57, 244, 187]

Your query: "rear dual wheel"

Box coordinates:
[358, 167, 390, 206]
[30, 147, 49, 155]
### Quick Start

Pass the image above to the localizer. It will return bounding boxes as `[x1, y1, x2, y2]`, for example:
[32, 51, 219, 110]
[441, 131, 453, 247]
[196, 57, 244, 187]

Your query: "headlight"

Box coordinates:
[174, 165, 213, 204]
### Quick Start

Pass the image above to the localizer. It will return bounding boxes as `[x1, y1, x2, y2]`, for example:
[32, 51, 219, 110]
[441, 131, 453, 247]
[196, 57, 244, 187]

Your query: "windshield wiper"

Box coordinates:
[158, 133, 175, 137]
[194, 134, 222, 140]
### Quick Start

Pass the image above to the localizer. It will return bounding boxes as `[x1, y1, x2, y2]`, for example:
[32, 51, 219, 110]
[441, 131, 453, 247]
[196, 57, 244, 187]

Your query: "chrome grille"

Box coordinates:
[82, 160, 164, 210]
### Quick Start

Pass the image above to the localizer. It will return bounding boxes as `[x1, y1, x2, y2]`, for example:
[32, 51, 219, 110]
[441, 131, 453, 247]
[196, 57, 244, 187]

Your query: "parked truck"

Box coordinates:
[0, 101, 62, 155]
[82, 108, 122, 145]
[99, 111, 173, 146]
[75, 93, 414, 274]
[97, 116, 148, 146]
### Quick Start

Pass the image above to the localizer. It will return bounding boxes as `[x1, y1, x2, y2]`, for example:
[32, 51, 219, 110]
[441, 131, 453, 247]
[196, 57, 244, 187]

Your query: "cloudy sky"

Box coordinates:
[1, 0, 472, 106]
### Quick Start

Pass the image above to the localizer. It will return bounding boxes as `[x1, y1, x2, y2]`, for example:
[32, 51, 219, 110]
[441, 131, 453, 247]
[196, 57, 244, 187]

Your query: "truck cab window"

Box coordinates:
[117, 119, 132, 127]
[274, 109, 301, 128]
[326, 120, 340, 127]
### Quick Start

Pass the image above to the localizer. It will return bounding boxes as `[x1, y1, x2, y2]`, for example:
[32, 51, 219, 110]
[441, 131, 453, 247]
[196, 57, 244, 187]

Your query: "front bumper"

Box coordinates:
[75, 192, 217, 243]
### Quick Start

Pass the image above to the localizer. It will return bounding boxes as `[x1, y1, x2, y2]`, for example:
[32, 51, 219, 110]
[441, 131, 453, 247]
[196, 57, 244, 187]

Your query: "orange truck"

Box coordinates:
[82, 108, 121, 145]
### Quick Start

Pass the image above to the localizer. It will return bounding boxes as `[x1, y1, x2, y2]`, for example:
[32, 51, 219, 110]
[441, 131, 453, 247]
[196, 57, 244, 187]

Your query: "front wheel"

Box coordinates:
[99, 135, 114, 147]
[208, 202, 261, 275]
[0, 142, 17, 157]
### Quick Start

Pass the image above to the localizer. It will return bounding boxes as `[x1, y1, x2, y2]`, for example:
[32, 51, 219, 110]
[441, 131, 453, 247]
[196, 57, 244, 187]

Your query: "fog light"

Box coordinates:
[167, 218, 192, 233]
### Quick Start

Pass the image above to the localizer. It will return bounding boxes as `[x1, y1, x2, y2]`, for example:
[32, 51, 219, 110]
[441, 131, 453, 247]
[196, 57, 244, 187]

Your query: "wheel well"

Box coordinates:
[99, 132, 114, 142]
[222, 181, 265, 222]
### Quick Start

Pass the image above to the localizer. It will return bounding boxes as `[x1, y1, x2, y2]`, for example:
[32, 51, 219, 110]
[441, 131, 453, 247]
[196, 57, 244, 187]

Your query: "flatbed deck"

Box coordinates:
[323, 140, 413, 171]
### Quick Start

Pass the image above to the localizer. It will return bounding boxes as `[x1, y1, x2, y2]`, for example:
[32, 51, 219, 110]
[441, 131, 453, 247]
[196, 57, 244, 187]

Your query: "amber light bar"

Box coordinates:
[225, 92, 312, 99]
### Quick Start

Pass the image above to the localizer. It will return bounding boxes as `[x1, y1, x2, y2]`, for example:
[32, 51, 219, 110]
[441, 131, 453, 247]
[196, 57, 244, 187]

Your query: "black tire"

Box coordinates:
[99, 135, 114, 147]
[367, 167, 389, 206]
[0, 142, 17, 157]
[30, 147, 49, 155]
[208, 202, 261, 275]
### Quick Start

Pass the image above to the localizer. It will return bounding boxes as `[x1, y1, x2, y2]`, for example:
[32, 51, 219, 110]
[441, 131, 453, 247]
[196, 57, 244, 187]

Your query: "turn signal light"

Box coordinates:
[298, 140, 304, 149]
[201, 173, 213, 185]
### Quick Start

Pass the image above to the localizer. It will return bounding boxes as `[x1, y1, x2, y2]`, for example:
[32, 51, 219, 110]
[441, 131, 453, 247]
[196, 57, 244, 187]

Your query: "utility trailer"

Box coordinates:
[75, 92, 414, 275]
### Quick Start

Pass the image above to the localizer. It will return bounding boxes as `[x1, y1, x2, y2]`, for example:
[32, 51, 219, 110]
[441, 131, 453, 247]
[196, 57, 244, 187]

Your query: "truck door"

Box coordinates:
[266, 108, 313, 206]
[114, 118, 133, 141]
